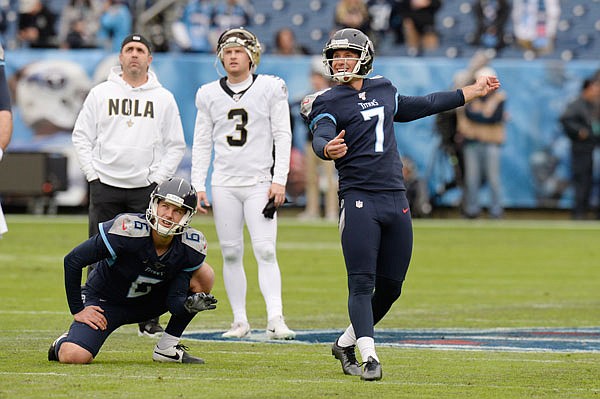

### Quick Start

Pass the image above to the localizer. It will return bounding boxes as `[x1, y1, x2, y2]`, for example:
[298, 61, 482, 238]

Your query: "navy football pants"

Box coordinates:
[339, 189, 413, 340]
[61, 291, 195, 358]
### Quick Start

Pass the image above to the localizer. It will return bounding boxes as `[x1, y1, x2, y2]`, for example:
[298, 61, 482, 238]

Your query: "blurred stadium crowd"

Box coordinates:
[0, 0, 599, 60]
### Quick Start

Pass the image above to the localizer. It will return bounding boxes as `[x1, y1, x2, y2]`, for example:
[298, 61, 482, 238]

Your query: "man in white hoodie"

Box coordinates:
[72, 33, 186, 337]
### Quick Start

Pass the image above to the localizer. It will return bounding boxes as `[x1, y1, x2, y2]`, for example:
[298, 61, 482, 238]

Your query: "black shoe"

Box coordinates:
[153, 344, 205, 364]
[138, 318, 164, 338]
[361, 356, 382, 381]
[331, 340, 362, 376]
[48, 332, 68, 362]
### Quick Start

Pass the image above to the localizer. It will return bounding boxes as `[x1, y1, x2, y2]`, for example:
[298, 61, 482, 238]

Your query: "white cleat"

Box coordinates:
[266, 315, 296, 340]
[221, 321, 251, 338]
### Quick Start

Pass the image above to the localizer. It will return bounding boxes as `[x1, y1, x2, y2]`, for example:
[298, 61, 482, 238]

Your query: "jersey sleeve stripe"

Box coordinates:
[99, 222, 117, 261]
[309, 113, 337, 131]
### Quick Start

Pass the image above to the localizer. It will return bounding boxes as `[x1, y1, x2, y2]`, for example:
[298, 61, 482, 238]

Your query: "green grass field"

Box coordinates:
[0, 214, 599, 398]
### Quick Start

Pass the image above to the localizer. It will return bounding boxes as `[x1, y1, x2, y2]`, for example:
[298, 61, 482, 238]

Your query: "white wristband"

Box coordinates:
[0, 147, 4, 162]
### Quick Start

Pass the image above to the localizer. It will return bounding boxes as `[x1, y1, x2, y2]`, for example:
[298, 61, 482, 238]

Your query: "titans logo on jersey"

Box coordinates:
[86, 214, 207, 303]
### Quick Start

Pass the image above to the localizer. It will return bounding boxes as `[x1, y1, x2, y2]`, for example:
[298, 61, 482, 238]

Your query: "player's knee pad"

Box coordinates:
[348, 273, 376, 297]
[252, 240, 276, 264]
[220, 242, 243, 266]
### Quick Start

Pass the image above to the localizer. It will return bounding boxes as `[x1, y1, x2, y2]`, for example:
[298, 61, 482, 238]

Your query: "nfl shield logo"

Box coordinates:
[355, 200, 363, 208]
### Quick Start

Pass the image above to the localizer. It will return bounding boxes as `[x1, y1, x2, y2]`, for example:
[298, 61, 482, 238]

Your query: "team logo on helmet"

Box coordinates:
[216, 27, 262, 72]
[322, 28, 374, 83]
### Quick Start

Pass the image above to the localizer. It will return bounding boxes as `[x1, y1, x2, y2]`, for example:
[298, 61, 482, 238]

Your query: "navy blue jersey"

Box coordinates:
[64, 213, 207, 315]
[301, 76, 465, 195]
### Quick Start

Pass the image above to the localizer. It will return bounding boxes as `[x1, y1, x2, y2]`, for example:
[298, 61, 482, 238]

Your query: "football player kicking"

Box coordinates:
[48, 177, 217, 364]
[301, 28, 500, 381]
[191, 27, 295, 340]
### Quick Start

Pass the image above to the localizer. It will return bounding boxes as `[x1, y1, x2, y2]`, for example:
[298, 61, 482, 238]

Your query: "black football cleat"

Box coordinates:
[138, 317, 164, 338]
[153, 344, 205, 364]
[361, 356, 382, 381]
[48, 332, 68, 362]
[331, 340, 362, 376]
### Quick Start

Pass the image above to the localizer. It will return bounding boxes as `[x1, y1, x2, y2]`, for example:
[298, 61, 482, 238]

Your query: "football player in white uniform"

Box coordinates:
[191, 27, 295, 340]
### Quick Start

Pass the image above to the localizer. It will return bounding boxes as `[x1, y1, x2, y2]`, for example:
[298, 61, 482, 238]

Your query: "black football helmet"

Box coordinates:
[216, 27, 262, 72]
[146, 177, 197, 236]
[322, 28, 374, 83]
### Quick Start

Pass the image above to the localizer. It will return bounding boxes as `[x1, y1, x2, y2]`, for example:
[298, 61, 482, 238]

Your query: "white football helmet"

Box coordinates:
[146, 177, 198, 236]
[216, 27, 262, 72]
[322, 28, 374, 83]
[16, 60, 91, 130]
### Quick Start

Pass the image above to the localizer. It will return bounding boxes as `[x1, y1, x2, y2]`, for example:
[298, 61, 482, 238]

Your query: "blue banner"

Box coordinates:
[4, 50, 598, 209]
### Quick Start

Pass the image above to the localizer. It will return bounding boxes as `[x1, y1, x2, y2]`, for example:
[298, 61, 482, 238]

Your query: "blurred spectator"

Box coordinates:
[559, 78, 600, 220]
[210, 0, 253, 48]
[334, 0, 371, 35]
[431, 51, 493, 201]
[470, 0, 510, 50]
[512, 0, 560, 56]
[367, 0, 393, 45]
[172, 0, 214, 53]
[390, 0, 441, 56]
[0, 8, 8, 40]
[401, 156, 430, 217]
[58, 0, 102, 49]
[298, 58, 338, 222]
[18, 0, 59, 48]
[456, 66, 506, 219]
[97, 0, 132, 52]
[273, 28, 309, 55]
[139, 3, 172, 53]
[8, 60, 91, 210]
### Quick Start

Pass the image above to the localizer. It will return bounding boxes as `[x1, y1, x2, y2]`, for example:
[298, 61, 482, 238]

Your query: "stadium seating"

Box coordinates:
[1, 0, 599, 60]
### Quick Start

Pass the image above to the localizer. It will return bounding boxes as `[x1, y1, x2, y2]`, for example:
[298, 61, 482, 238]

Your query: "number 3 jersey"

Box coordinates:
[191, 74, 292, 192]
[301, 76, 465, 195]
[63, 213, 207, 315]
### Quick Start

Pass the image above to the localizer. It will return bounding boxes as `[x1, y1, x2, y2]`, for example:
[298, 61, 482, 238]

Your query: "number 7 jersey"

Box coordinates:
[301, 76, 465, 195]
[191, 74, 292, 192]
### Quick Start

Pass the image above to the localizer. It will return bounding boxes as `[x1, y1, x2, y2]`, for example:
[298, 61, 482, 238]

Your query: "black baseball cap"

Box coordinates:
[120, 33, 152, 53]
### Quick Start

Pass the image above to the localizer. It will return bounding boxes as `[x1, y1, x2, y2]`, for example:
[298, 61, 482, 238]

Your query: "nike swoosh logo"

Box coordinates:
[402, 208, 409, 214]
[267, 329, 276, 333]
[155, 351, 180, 361]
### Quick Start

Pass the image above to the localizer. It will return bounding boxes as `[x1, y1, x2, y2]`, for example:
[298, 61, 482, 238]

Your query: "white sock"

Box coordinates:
[156, 333, 179, 350]
[222, 257, 248, 324]
[357, 336, 379, 362]
[337, 324, 356, 347]
[255, 243, 283, 321]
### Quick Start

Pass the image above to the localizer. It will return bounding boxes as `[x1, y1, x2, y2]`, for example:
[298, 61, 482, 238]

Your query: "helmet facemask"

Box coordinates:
[322, 29, 374, 83]
[147, 196, 195, 237]
[146, 178, 197, 237]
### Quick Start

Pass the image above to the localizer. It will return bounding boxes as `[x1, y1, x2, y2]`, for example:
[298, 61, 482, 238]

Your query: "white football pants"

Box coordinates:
[211, 182, 284, 324]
